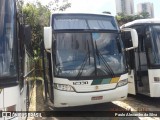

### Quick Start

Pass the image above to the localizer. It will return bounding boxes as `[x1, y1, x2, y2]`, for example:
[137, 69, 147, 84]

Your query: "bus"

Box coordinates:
[121, 19, 160, 97]
[0, 0, 34, 119]
[43, 13, 138, 107]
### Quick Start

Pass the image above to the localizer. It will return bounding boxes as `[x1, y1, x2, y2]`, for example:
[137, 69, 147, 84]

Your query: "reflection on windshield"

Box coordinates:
[150, 25, 160, 65]
[0, 0, 17, 77]
[55, 32, 125, 78]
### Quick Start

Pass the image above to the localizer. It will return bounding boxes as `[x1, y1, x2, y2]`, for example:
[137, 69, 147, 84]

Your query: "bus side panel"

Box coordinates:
[0, 89, 4, 110]
[21, 83, 27, 112]
[148, 69, 160, 97]
[128, 70, 136, 95]
[4, 86, 20, 110]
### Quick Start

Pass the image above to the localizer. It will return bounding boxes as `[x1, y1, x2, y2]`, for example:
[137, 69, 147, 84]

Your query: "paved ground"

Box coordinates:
[27, 80, 160, 120]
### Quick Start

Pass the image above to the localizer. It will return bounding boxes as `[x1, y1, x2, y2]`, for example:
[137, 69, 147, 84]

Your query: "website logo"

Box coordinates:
[2, 112, 12, 118]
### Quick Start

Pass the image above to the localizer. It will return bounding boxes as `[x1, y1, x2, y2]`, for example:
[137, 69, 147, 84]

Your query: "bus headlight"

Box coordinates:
[117, 79, 128, 87]
[54, 83, 75, 92]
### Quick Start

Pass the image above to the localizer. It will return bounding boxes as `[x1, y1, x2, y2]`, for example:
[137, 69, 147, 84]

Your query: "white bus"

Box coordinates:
[0, 0, 34, 119]
[121, 19, 160, 97]
[43, 13, 138, 107]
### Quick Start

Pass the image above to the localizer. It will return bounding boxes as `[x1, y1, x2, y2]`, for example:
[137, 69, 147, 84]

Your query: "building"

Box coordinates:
[137, 2, 154, 18]
[115, 0, 134, 15]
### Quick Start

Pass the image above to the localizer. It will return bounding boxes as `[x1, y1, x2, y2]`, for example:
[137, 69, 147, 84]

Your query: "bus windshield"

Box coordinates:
[54, 32, 126, 79]
[0, 0, 17, 77]
[150, 25, 160, 65]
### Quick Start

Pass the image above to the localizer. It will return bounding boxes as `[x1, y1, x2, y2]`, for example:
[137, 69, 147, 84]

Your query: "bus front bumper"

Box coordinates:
[54, 84, 128, 107]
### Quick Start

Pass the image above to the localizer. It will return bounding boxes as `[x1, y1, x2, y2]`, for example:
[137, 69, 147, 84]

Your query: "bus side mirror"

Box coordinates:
[44, 27, 52, 50]
[121, 28, 138, 51]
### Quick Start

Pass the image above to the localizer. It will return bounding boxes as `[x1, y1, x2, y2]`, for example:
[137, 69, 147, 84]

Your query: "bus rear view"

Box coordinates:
[43, 13, 138, 107]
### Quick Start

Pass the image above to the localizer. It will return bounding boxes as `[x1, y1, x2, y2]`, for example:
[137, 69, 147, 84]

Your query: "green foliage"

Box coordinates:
[116, 12, 151, 26]
[102, 11, 111, 14]
[22, 1, 50, 58]
[21, 0, 71, 58]
[47, 0, 71, 11]
[139, 12, 150, 19]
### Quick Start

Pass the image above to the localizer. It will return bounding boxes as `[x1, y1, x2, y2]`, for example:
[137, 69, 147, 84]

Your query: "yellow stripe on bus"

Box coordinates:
[110, 77, 120, 83]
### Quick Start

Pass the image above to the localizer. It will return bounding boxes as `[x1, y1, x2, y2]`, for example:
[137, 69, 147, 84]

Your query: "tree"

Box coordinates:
[139, 12, 150, 19]
[47, 0, 71, 11]
[22, 0, 71, 58]
[102, 11, 111, 14]
[116, 12, 150, 26]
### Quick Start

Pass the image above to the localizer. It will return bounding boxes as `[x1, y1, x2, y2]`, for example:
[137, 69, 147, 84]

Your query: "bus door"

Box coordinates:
[122, 30, 136, 95]
[48, 53, 54, 102]
[133, 25, 150, 96]
[42, 40, 54, 103]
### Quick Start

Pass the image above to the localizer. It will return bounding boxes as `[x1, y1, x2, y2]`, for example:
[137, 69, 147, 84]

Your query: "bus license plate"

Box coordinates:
[91, 96, 103, 100]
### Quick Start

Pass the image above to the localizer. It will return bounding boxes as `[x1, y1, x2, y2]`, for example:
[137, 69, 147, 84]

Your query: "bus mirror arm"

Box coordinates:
[121, 28, 138, 51]
[125, 47, 137, 51]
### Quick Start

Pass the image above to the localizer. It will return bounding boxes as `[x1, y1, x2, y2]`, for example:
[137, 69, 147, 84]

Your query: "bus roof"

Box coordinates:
[121, 19, 160, 28]
[52, 12, 114, 17]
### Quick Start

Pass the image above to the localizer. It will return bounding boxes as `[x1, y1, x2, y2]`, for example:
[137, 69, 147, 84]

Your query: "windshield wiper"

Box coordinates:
[76, 40, 91, 79]
[94, 41, 115, 77]
[76, 40, 116, 79]
[95, 41, 101, 65]
[87, 40, 91, 65]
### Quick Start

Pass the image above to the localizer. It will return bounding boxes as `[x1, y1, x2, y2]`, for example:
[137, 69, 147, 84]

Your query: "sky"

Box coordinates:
[26, 0, 160, 18]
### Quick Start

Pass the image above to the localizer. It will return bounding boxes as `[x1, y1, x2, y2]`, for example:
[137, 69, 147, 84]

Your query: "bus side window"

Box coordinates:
[121, 31, 134, 70]
[132, 26, 145, 52]
[133, 25, 148, 71]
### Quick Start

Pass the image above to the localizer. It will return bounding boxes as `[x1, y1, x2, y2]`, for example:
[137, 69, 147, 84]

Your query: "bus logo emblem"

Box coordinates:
[95, 86, 99, 90]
